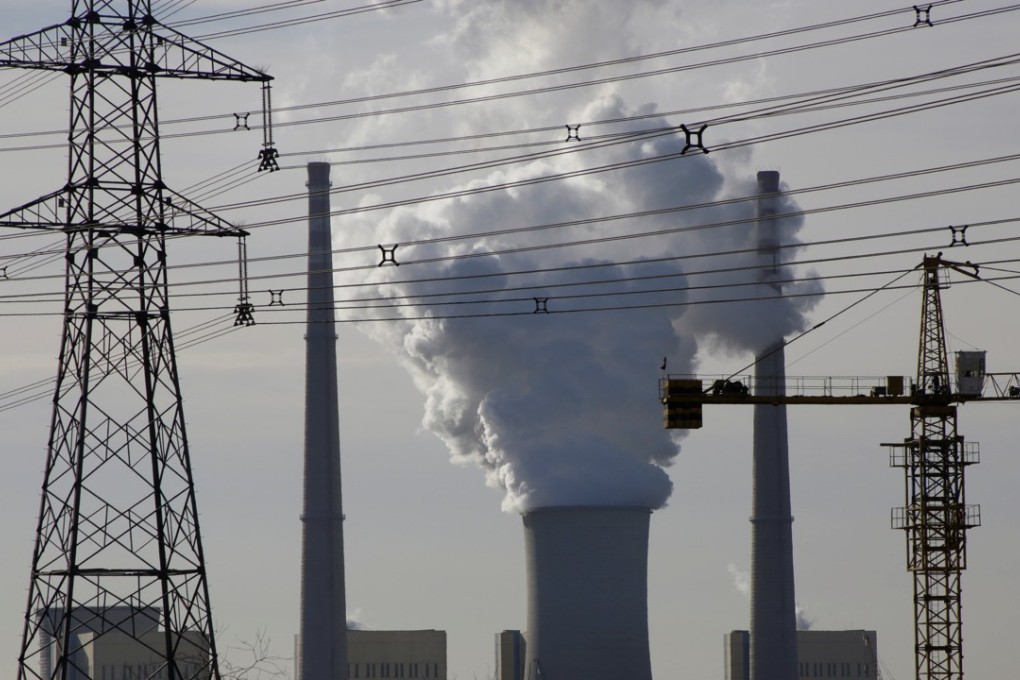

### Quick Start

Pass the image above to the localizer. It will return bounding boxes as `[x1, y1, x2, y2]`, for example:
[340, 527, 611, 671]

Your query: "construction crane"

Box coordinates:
[660, 253, 1018, 680]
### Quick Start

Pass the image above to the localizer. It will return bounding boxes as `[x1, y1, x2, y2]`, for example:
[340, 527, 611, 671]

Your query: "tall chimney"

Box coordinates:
[299, 162, 348, 680]
[522, 506, 653, 680]
[749, 170, 799, 680]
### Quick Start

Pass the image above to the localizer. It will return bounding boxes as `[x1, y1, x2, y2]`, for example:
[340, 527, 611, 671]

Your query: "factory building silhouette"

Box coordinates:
[726, 630, 879, 680]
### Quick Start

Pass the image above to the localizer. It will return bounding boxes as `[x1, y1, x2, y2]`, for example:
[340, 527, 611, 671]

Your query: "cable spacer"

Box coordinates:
[565, 124, 582, 142]
[233, 113, 250, 131]
[269, 289, 285, 306]
[533, 297, 550, 314]
[378, 244, 400, 267]
[914, 5, 933, 27]
[949, 225, 969, 247]
[680, 124, 709, 155]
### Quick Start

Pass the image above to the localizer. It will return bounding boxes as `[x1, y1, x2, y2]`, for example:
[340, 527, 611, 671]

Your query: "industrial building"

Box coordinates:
[294, 630, 446, 680]
[35, 607, 209, 680]
[494, 630, 526, 680]
[725, 630, 878, 680]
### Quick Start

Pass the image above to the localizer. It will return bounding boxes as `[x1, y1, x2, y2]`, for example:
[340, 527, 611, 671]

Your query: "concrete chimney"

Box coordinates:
[299, 162, 348, 680]
[522, 506, 652, 680]
[749, 170, 799, 680]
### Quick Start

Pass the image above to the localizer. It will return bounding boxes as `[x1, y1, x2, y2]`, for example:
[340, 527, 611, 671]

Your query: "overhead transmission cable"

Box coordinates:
[169, 0, 401, 28]
[172, 0, 972, 122]
[190, 0, 422, 41]
[263, 64, 1020, 172]
[0, 218, 976, 304]
[250, 271, 1020, 325]
[204, 83, 1020, 224]
[11, 143, 1020, 285]
[161, 246, 1020, 315]
[4, 149, 1020, 288]
[8, 241, 1020, 318]
[0, 0, 1006, 148]
[5, 206, 1020, 308]
[174, 2, 1020, 134]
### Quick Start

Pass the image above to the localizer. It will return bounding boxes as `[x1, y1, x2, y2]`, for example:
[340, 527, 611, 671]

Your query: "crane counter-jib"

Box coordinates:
[660, 373, 1020, 428]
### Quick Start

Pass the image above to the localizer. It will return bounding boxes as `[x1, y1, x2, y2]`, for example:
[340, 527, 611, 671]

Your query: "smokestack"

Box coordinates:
[522, 506, 652, 680]
[299, 162, 349, 680]
[749, 170, 799, 680]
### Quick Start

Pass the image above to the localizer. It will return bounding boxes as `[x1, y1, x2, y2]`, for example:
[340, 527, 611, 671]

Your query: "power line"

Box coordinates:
[210, 129, 1020, 230]
[176, 3, 1020, 135]
[190, 0, 423, 41]
[0, 218, 958, 303]
[168, 0, 353, 28]
[4, 152, 1020, 290]
[248, 270, 1020, 324]
[272, 67, 1020, 170]
[173, 0, 971, 123]
[6, 228, 1020, 320]
[1, 2, 1009, 147]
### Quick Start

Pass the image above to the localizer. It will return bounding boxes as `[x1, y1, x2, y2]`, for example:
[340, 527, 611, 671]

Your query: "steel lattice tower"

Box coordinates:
[0, 2, 272, 679]
[889, 256, 980, 680]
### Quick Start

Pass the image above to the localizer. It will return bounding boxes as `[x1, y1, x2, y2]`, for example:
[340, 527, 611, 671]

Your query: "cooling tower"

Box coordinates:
[299, 161, 349, 680]
[749, 170, 799, 680]
[522, 506, 652, 680]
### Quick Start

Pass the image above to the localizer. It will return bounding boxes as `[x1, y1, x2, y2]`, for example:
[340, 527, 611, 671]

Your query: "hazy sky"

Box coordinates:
[2, 1, 1020, 679]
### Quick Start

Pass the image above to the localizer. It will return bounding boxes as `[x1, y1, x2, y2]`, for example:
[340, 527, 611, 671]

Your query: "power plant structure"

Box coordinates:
[298, 162, 349, 680]
[0, 3, 271, 679]
[522, 506, 653, 680]
[749, 171, 799, 680]
[661, 177, 1017, 678]
[726, 629, 879, 680]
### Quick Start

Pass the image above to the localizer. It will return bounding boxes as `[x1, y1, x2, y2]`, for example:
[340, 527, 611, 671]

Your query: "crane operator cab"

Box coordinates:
[956, 350, 987, 397]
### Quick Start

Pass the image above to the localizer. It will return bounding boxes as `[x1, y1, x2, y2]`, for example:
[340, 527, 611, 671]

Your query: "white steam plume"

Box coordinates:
[346, 609, 366, 631]
[337, 1, 821, 512]
[727, 563, 750, 598]
[796, 603, 814, 631]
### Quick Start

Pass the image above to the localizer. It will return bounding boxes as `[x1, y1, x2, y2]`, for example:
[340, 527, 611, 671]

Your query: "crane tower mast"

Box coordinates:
[887, 256, 980, 680]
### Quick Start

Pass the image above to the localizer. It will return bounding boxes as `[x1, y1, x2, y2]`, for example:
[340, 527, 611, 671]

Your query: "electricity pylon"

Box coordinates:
[0, 2, 273, 678]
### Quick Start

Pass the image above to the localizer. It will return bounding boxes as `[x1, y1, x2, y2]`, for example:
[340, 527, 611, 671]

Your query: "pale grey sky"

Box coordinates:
[2, 2, 1019, 679]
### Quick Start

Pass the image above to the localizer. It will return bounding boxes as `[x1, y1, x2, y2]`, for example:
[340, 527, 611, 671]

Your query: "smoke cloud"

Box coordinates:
[795, 603, 814, 631]
[727, 563, 751, 598]
[346, 612, 366, 631]
[338, 1, 821, 512]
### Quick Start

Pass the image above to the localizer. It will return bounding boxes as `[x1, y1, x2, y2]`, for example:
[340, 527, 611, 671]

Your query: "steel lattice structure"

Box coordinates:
[890, 256, 980, 680]
[0, 2, 271, 679]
